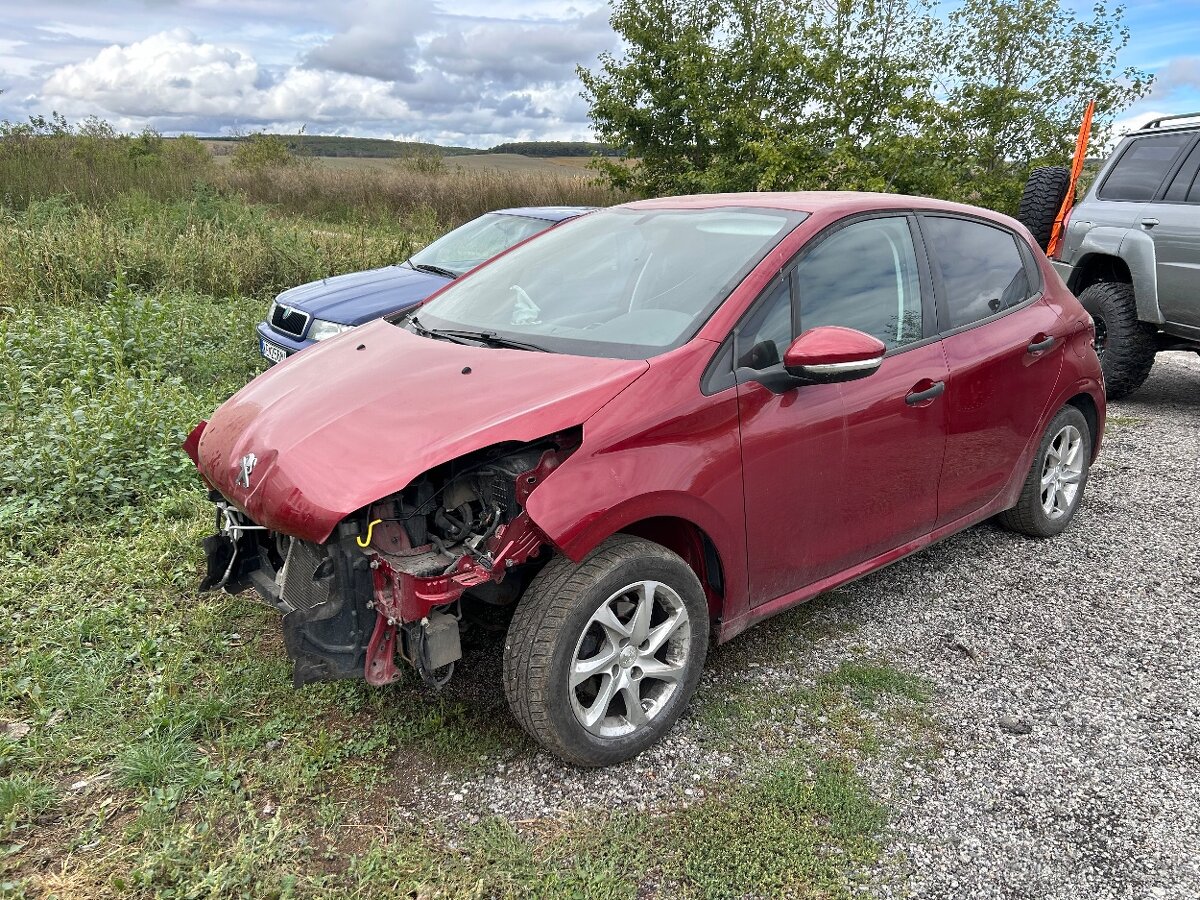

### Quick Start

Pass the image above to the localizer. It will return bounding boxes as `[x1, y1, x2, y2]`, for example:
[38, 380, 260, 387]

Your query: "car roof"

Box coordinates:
[492, 206, 595, 221]
[619, 191, 1012, 221]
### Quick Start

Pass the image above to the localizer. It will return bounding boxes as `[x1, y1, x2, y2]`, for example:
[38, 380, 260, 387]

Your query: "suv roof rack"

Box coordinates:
[1139, 112, 1200, 131]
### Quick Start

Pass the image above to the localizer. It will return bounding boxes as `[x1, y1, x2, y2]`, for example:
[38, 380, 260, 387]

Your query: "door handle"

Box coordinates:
[905, 380, 945, 405]
[1141, 218, 1159, 228]
[1027, 334, 1056, 353]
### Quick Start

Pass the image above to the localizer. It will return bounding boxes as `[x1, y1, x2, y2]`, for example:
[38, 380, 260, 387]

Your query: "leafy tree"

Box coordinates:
[231, 132, 295, 171]
[581, 0, 1151, 212]
[932, 0, 1151, 210]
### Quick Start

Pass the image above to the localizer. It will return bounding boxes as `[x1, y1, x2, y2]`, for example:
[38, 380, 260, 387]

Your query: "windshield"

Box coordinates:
[410, 206, 805, 359]
[408, 213, 558, 277]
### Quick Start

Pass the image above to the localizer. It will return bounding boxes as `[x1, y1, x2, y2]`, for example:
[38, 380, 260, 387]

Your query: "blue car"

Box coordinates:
[257, 206, 592, 362]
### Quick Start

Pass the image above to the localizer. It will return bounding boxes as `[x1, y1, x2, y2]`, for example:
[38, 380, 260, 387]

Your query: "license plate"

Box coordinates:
[260, 339, 289, 364]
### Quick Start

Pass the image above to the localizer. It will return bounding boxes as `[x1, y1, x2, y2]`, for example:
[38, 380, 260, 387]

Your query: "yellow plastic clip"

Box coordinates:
[356, 519, 383, 548]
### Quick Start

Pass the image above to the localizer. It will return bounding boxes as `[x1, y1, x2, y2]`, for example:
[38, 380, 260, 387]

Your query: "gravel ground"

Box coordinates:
[393, 351, 1199, 898]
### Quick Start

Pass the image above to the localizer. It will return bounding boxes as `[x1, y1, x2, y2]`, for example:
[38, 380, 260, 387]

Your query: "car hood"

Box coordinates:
[274, 265, 449, 325]
[196, 320, 649, 543]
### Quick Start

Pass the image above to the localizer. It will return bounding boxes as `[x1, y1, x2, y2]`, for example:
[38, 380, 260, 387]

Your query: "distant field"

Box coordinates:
[210, 151, 599, 176]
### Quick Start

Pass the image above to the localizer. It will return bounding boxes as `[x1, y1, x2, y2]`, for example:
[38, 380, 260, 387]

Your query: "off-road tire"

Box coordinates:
[999, 405, 1092, 538]
[1077, 281, 1156, 399]
[502, 534, 709, 767]
[1018, 166, 1071, 251]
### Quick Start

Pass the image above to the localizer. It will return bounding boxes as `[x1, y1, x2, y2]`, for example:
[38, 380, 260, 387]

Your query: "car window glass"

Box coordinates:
[409, 213, 554, 274]
[417, 207, 803, 359]
[1099, 133, 1192, 202]
[736, 278, 792, 370]
[1162, 141, 1200, 202]
[924, 217, 1031, 329]
[794, 217, 923, 349]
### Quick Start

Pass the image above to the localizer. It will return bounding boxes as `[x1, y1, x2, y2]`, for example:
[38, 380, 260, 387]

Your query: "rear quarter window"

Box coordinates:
[1098, 133, 1193, 202]
[923, 217, 1032, 330]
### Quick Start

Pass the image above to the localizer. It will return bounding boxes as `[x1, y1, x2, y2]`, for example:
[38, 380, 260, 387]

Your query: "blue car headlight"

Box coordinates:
[308, 319, 352, 342]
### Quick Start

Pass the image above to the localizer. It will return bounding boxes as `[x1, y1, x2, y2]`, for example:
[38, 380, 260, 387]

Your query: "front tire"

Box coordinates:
[503, 535, 709, 767]
[1077, 281, 1156, 399]
[999, 405, 1092, 538]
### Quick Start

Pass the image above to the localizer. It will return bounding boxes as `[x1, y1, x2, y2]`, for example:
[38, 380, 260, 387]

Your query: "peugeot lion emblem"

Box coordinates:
[236, 452, 258, 489]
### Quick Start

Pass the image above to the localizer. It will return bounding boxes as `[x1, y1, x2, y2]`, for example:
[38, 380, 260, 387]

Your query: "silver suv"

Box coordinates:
[1041, 113, 1200, 398]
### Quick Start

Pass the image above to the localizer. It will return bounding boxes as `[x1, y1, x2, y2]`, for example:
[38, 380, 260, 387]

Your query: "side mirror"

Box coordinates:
[783, 326, 886, 384]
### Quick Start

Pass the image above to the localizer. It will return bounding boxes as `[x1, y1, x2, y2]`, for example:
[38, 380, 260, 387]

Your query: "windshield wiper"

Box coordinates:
[410, 262, 459, 279]
[410, 319, 548, 352]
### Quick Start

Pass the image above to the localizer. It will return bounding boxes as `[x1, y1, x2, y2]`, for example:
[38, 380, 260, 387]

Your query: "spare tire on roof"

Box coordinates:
[1018, 165, 1071, 251]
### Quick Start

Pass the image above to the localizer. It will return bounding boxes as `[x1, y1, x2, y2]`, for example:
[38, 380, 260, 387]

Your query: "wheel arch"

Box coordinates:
[1068, 228, 1162, 325]
[1065, 391, 1103, 463]
[618, 516, 726, 623]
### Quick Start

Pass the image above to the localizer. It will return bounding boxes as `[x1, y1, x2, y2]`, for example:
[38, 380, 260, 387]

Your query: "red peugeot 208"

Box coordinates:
[187, 192, 1104, 766]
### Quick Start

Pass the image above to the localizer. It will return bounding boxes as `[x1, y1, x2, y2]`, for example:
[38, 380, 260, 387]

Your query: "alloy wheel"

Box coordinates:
[1040, 424, 1085, 520]
[568, 580, 691, 738]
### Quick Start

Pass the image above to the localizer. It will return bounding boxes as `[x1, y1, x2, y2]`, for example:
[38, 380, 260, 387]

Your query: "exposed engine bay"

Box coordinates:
[198, 429, 580, 688]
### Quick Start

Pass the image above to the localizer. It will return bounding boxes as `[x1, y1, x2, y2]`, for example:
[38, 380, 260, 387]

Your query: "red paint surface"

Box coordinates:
[783, 326, 887, 367]
[192, 192, 1104, 641]
[195, 323, 646, 542]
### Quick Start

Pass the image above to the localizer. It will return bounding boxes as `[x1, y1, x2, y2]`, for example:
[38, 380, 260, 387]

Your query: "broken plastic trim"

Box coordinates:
[361, 450, 561, 686]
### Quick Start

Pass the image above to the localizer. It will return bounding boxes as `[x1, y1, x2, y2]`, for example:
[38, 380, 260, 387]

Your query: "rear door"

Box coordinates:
[921, 214, 1066, 527]
[1147, 135, 1200, 328]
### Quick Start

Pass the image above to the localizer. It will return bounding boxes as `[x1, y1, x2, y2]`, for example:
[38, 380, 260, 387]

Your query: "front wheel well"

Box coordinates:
[619, 517, 725, 621]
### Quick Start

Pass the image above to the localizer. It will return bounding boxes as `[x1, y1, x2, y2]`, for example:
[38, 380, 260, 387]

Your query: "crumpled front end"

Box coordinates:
[188, 421, 577, 688]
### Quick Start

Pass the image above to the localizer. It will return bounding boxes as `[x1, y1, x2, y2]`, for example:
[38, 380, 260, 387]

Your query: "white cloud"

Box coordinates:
[41, 29, 409, 123]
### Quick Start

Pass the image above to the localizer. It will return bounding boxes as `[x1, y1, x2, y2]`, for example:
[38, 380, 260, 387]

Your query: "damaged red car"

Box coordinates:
[187, 192, 1104, 766]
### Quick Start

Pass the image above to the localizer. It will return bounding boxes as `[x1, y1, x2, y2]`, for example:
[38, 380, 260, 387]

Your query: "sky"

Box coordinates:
[0, 1, 1198, 149]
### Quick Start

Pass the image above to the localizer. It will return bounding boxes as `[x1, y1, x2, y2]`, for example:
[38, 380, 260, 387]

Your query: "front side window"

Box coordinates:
[794, 217, 923, 349]
[1098, 133, 1193, 202]
[413, 207, 805, 359]
[736, 278, 792, 370]
[924, 217, 1031, 330]
[409, 213, 557, 276]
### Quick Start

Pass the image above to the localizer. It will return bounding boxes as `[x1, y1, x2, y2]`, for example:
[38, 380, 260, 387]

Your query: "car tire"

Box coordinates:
[502, 534, 709, 767]
[1077, 281, 1156, 399]
[1018, 166, 1071, 251]
[999, 405, 1092, 538]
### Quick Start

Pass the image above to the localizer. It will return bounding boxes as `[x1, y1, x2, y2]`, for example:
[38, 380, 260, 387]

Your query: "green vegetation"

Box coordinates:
[0, 117, 619, 227]
[582, 0, 1150, 212]
[0, 125, 938, 896]
[204, 133, 479, 158]
[488, 141, 620, 158]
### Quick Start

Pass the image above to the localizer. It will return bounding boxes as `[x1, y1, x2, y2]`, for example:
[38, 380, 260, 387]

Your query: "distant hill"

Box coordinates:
[201, 134, 478, 158]
[487, 141, 619, 158]
[197, 134, 618, 159]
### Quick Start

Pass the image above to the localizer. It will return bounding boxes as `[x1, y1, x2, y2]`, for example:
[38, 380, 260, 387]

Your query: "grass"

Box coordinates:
[0, 127, 937, 897]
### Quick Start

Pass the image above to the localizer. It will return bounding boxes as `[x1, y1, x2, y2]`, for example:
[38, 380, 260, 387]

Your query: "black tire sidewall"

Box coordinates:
[542, 552, 709, 766]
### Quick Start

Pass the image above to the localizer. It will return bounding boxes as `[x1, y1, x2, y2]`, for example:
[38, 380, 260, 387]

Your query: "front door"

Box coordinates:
[737, 214, 947, 607]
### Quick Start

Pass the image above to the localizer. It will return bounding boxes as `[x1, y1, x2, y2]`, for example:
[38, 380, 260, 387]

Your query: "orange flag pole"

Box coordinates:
[1047, 99, 1095, 259]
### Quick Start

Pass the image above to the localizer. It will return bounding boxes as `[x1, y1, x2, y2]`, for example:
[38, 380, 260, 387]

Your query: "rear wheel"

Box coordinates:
[1018, 166, 1071, 251]
[999, 405, 1092, 538]
[1077, 281, 1156, 399]
[502, 535, 709, 767]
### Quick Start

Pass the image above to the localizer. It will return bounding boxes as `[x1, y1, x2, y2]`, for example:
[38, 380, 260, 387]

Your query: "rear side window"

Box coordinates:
[1163, 141, 1200, 202]
[1099, 134, 1193, 202]
[924, 217, 1031, 329]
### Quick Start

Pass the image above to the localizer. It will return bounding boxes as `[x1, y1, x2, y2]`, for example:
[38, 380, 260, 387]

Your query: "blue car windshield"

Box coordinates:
[410, 206, 805, 360]
[408, 213, 556, 277]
